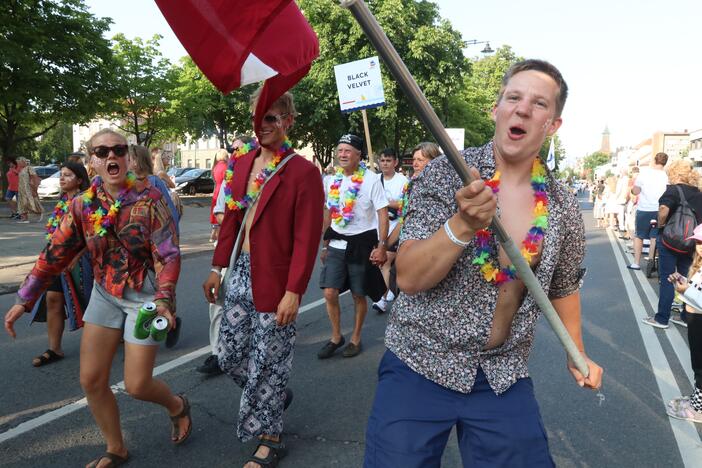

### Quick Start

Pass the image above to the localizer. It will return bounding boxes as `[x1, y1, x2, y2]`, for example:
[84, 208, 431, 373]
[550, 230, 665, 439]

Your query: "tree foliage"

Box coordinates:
[172, 57, 255, 149]
[35, 122, 73, 164]
[0, 0, 114, 193]
[582, 151, 611, 180]
[294, 0, 468, 168]
[458, 46, 523, 147]
[105, 34, 180, 147]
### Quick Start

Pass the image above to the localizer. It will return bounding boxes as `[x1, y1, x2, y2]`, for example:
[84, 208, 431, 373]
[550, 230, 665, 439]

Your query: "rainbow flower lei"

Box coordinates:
[396, 180, 411, 224]
[327, 162, 367, 228]
[223, 138, 292, 211]
[45, 193, 70, 240]
[82, 172, 136, 237]
[472, 158, 549, 285]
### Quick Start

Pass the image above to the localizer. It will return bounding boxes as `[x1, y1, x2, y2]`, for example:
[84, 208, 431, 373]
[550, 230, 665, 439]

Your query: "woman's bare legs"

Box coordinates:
[79, 324, 126, 466]
[123, 342, 190, 441]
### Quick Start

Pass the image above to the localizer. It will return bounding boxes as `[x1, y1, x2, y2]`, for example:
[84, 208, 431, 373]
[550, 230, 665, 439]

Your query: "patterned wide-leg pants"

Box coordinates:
[216, 252, 296, 442]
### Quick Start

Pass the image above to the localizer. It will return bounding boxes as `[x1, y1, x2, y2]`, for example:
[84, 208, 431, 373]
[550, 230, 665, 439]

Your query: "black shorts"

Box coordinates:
[46, 275, 63, 293]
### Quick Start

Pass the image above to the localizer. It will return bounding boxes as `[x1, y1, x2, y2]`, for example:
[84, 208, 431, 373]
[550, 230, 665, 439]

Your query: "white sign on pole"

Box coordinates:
[445, 128, 465, 151]
[334, 56, 385, 112]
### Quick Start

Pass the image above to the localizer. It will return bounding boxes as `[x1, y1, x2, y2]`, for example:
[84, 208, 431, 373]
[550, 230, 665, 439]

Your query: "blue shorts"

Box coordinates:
[364, 350, 554, 468]
[635, 210, 659, 240]
[5, 190, 17, 200]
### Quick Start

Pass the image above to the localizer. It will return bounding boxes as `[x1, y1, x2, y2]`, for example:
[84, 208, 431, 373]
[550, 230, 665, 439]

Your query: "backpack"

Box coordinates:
[661, 185, 697, 254]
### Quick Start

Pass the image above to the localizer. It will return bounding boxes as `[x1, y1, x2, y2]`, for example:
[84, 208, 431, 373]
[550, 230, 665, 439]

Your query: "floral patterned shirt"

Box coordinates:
[17, 179, 180, 311]
[386, 141, 586, 394]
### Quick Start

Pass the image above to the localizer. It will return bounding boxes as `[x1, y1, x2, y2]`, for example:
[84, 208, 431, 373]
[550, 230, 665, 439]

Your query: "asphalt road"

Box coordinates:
[0, 196, 701, 467]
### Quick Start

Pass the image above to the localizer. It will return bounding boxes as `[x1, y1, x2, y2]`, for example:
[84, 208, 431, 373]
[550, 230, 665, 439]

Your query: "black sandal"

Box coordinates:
[247, 438, 287, 468]
[86, 451, 129, 467]
[32, 349, 64, 367]
[170, 394, 192, 445]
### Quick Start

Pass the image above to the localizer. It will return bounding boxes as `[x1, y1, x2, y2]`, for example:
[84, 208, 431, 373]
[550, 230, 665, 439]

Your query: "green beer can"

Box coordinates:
[150, 316, 169, 342]
[134, 302, 157, 340]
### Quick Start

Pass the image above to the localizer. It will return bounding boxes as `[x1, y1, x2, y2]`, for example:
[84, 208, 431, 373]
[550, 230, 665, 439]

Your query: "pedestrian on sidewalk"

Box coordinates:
[643, 159, 702, 329]
[665, 223, 702, 423]
[202, 89, 324, 467]
[318, 134, 389, 359]
[197, 135, 254, 376]
[5, 159, 20, 218]
[209, 148, 230, 243]
[28, 162, 92, 368]
[629, 152, 668, 270]
[16, 157, 43, 223]
[372, 147, 408, 314]
[363, 59, 602, 467]
[5, 129, 190, 468]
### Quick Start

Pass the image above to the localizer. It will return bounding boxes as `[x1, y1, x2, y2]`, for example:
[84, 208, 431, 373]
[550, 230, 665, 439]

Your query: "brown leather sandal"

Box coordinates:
[85, 451, 129, 467]
[170, 394, 192, 445]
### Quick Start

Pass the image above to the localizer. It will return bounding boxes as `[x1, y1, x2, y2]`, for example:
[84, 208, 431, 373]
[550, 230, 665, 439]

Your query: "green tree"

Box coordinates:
[582, 151, 611, 180]
[106, 34, 180, 147]
[458, 46, 523, 147]
[35, 122, 73, 164]
[294, 0, 468, 168]
[172, 57, 255, 149]
[0, 0, 114, 194]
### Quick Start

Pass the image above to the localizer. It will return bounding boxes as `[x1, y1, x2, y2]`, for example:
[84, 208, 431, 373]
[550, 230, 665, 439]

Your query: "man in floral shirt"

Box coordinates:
[364, 60, 603, 468]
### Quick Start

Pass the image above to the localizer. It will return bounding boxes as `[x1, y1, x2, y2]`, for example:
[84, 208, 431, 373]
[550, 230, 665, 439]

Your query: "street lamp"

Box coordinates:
[464, 39, 494, 54]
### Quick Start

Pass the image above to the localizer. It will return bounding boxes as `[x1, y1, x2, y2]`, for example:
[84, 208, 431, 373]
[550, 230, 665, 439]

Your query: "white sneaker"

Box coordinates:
[642, 316, 669, 329]
[385, 290, 395, 302]
[670, 317, 688, 328]
[372, 298, 387, 314]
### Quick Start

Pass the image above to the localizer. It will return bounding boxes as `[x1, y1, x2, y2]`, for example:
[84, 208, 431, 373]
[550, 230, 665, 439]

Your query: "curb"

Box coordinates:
[0, 245, 214, 296]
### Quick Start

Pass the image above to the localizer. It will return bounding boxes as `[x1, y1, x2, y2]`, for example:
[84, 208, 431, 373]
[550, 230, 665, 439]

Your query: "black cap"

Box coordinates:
[337, 134, 364, 152]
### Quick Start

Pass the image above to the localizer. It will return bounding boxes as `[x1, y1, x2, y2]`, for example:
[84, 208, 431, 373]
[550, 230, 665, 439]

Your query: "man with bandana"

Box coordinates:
[318, 134, 389, 359]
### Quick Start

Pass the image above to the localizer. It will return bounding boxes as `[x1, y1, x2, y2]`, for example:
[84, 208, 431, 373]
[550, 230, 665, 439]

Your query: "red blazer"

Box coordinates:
[212, 149, 324, 312]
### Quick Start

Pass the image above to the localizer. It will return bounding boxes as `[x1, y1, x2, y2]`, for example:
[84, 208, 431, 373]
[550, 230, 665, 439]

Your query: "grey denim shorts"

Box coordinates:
[319, 246, 367, 296]
[83, 275, 160, 346]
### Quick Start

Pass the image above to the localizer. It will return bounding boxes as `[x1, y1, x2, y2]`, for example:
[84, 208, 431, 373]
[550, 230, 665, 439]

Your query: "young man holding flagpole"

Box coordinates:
[203, 89, 324, 468]
[364, 60, 602, 467]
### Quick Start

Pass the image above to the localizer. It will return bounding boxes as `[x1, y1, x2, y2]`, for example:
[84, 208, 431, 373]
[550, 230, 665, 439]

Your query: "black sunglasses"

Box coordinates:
[92, 145, 129, 159]
[250, 113, 289, 124]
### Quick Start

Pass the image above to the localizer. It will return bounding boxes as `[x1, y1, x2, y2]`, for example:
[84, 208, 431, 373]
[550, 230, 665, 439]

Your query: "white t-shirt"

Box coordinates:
[381, 172, 409, 232]
[634, 167, 668, 211]
[325, 169, 388, 250]
[214, 184, 226, 214]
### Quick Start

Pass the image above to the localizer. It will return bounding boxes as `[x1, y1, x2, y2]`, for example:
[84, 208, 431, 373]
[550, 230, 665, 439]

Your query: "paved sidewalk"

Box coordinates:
[0, 198, 215, 294]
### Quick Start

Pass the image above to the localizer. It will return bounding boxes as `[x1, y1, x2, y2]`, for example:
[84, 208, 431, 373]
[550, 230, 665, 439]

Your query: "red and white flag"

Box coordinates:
[155, 0, 319, 129]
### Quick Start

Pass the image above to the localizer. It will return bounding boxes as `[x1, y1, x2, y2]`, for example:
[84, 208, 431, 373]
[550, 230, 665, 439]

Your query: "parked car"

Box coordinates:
[174, 169, 214, 195]
[37, 171, 61, 199]
[167, 167, 195, 186]
[34, 165, 60, 179]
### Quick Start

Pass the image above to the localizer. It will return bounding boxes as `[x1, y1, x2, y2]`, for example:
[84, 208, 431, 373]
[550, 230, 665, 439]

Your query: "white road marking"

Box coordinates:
[0, 293, 341, 444]
[605, 228, 702, 465]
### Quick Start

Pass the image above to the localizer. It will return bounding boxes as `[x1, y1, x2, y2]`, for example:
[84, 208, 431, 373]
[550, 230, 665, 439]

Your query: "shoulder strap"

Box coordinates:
[675, 184, 688, 206]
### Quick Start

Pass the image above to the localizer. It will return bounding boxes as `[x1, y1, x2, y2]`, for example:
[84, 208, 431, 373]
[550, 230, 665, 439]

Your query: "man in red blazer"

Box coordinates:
[202, 89, 324, 466]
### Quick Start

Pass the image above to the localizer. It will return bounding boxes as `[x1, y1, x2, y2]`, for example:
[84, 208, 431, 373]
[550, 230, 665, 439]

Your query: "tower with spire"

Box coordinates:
[600, 125, 611, 155]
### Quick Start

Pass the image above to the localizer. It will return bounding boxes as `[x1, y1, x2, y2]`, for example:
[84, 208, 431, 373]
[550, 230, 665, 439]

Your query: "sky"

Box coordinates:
[84, 0, 702, 164]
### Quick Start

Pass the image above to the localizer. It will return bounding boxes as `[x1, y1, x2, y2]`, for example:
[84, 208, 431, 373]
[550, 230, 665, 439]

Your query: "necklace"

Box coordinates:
[82, 172, 136, 237]
[396, 180, 411, 224]
[45, 193, 71, 240]
[472, 158, 549, 285]
[223, 138, 292, 211]
[327, 162, 366, 228]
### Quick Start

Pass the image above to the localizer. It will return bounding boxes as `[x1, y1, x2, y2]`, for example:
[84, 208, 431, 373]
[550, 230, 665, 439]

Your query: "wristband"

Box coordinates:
[443, 220, 471, 248]
[211, 267, 222, 276]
